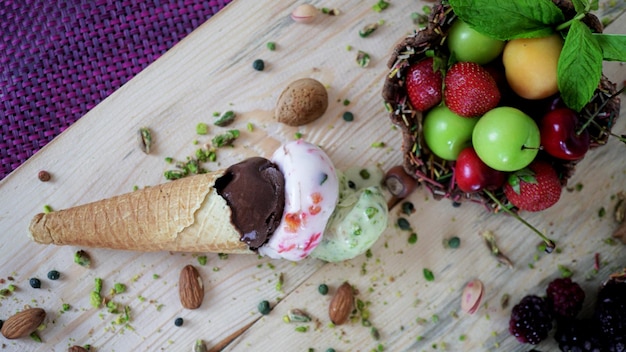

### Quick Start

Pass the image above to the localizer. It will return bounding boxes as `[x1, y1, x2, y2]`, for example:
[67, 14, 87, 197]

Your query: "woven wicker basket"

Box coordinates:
[382, 0, 621, 212]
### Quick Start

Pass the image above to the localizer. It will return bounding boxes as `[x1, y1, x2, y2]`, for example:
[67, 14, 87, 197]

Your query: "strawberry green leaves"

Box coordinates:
[558, 21, 603, 112]
[448, 0, 626, 112]
[507, 168, 537, 195]
[447, 0, 564, 40]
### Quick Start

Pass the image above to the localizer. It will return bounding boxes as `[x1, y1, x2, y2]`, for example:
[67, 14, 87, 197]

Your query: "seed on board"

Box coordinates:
[446, 236, 461, 248]
[29, 278, 41, 289]
[461, 279, 484, 314]
[258, 300, 271, 315]
[47, 270, 60, 280]
[291, 4, 318, 23]
[174, 317, 184, 327]
[37, 170, 51, 182]
[252, 59, 265, 71]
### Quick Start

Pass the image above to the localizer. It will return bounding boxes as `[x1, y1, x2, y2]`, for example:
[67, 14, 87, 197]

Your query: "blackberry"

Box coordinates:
[554, 319, 603, 352]
[608, 335, 626, 352]
[546, 278, 586, 318]
[594, 279, 626, 340]
[509, 295, 553, 344]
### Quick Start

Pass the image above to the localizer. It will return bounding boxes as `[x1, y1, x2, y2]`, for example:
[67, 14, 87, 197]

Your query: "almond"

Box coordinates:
[179, 265, 204, 309]
[276, 78, 328, 126]
[1, 307, 46, 339]
[68, 346, 88, 352]
[328, 281, 354, 325]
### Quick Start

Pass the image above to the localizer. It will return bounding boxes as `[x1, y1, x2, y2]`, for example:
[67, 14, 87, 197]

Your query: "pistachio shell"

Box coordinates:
[291, 4, 318, 23]
[276, 78, 328, 126]
[461, 279, 484, 314]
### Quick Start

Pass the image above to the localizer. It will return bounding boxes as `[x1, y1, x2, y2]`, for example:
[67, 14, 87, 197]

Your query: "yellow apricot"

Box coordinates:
[502, 33, 563, 100]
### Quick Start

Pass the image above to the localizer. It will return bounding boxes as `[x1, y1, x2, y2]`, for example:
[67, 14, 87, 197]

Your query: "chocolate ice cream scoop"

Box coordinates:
[215, 157, 286, 249]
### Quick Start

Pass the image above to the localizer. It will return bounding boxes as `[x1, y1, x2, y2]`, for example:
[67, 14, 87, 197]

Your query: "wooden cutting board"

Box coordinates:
[1, 1, 625, 351]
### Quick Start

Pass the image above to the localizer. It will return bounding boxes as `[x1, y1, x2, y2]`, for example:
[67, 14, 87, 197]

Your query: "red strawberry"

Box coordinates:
[503, 161, 561, 212]
[444, 62, 500, 117]
[405, 58, 443, 111]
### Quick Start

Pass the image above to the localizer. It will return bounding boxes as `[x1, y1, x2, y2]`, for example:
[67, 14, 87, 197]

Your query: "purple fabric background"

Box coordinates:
[0, 0, 232, 180]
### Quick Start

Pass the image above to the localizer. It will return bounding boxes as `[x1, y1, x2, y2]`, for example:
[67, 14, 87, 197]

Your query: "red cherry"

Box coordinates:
[456, 147, 507, 193]
[540, 108, 590, 160]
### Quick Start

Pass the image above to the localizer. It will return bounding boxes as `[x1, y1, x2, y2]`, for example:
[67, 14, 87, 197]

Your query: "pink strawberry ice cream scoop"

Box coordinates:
[258, 140, 339, 261]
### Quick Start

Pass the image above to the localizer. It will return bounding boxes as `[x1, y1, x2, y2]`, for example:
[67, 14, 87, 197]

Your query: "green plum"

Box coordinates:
[447, 19, 505, 65]
[423, 105, 479, 161]
[472, 107, 540, 172]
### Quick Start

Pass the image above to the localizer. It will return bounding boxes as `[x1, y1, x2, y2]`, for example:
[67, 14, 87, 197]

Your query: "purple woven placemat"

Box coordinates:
[0, 0, 232, 180]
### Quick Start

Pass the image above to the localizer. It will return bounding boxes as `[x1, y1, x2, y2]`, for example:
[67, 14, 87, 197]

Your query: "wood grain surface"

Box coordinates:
[1, 1, 625, 351]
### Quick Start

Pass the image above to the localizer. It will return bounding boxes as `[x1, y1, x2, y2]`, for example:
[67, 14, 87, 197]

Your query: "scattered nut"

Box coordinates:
[329, 281, 354, 325]
[179, 265, 204, 309]
[38, 170, 51, 182]
[138, 127, 152, 154]
[194, 339, 208, 352]
[74, 249, 92, 268]
[0, 307, 46, 339]
[276, 78, 328, 126]
[68, 346, 88, 352]
[384, 165, 418, 198]
[461, 279, 484, 314]
[291, 4, 318, 23]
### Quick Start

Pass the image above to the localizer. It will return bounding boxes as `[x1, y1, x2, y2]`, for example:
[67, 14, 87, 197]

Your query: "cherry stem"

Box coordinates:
[577, 86, 626, 141]
[483, 190, 556, 253]
[521, 145, 541, 151]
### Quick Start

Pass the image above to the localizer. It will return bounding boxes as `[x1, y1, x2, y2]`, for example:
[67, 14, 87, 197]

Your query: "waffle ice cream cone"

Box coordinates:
[29, 170, 253, 254]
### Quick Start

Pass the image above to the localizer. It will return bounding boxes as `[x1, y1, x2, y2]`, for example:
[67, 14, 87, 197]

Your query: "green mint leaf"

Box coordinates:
[448, 0, 564, 40]
[557, 20, 603, 112]
[570, 0, 588, 14]
[593, 34, 626, 61]
[589, 0, 599, 11]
